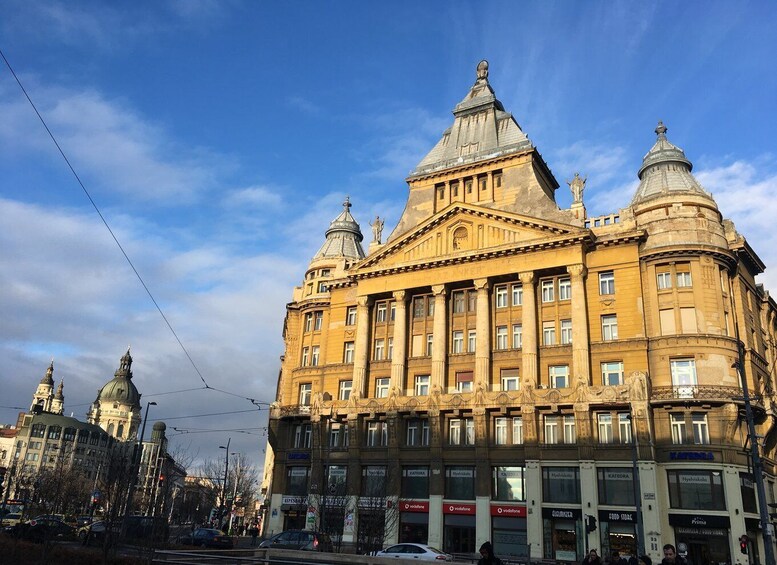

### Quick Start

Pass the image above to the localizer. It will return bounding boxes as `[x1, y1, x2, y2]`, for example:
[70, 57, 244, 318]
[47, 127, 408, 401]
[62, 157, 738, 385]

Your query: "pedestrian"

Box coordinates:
[639, 555, 653, 565]
[583, 549, 602, 565]
[612, 551, 627, 565]
[663, 544, 689, 565]
[478, 541, 503, 565]
[250, 523, 259, 546]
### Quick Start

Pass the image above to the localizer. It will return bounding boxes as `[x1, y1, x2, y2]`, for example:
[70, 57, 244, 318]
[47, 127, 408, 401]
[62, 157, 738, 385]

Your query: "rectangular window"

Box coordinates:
[452, 330, 464, 353]
[362, 465, 387, 496]
[671, 413, 686, 444]
[376, 303, 387, 322]
[314, 311, 323, 331]
[286, 467, 310, 495]
[445, 466, 475, 500]
[478, 176, 487, 192]
[390, 303, 396, 321]
[311, 345, 320, 366]
[456, 371, 473, 392]
[343, 342, 355, 364]
[494, 172, 502, 188]
[406, 419, 430, 446]
[453, 291, 465, 314]
[449, 418, 475, 446]
[501, 368, 520, 391]
[549, 365, 569, 388]
[468, 291, 477, 312]
[402, 466, 430, 498]
[660, 308, 676, 335]
[512, 284, 523, 306]
[346, 306, 357, 325]
[602, 314, 618, 341]
[563, 415, 576, 443]
[512, 417, 523, 444]
[677, 270, 693, 288]
[560, 319, 572, 344]
[387, 337, 393, 360]
[317, 282, 327, 293]
[495, 417, 508, 445]
[365, 422, 387, 447]
[618, 413, 632, 444]
[657, 270, 672, 289]
[542, 467, 581, 503]
[339, 380, 352, 401]
[602, 361, 624, 385]
[680, 307, 697, 333]
[375, 377, 390, 398]
[668, 470, 725, 510]
[741, 473, 758, 514]
[598, 414, 613, 444]
[599, 271, 615, 295]
[495, 285, 508, 308]
[413, 297, 425, 318]
[304, 313, 313, 332]
[468, 330, 477, 352]
[496, 325, 508, 350]
[671, 358, 697, 397]
[301, 347, 309, 366]
[374, 338, 385, 360]
[693, 413, 710, 444]
[541, 280, 555, 302]
[426, 334, 434, 356]
[558, 277, 571, 300]
[543, 321, 556, 346]
[512, 324, 523, 349]
[493, 466, 526, 501]
[414, 375, 430, 396]
[597, 468, 635, 505]
[299, 383, 312, 406]
[329, 422, 349, 448]
[326, 465, 347, 496]
[544, 416, 559, 444]
[293, 423, 312, 448]
[451, 181, 460, 197]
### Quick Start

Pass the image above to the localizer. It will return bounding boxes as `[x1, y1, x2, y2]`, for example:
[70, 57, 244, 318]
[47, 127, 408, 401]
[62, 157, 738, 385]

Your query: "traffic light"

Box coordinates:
[586, 515, 597, 533]
[740, 535, 749, 554]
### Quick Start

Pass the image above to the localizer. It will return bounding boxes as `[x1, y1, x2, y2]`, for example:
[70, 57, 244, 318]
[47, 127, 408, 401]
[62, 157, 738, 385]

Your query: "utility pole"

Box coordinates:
[218, 438, 231, 529]
[122, 401, 156, 537]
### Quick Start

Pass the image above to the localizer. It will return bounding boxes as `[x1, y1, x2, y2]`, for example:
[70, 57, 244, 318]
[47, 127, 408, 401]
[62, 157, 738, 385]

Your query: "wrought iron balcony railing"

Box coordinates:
[651, 385, 762, 403]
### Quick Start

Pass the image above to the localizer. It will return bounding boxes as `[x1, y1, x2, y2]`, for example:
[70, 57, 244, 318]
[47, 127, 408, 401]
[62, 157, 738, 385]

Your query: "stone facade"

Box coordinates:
[262, 62, 777, 564]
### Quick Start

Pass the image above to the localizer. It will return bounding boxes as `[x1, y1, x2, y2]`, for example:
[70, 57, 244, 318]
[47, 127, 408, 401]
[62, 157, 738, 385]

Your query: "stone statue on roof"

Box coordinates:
[369, 215, 384, 244]
[476, 60, 489, 81]
[567, 172, 586, 203]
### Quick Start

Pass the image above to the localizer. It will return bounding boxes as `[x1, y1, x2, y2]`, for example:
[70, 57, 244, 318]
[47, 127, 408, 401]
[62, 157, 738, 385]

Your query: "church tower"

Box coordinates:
[30, 360, 55, 413]
[87, 348, 142, 440]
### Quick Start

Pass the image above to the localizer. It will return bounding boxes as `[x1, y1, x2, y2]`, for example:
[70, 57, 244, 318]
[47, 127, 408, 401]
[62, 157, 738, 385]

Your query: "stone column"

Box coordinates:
[520, 272, 538, 387]
[390, 291, 408, 393]
[352, 296, 372, 398]
[474, 278, 491, 389]
[431, 285, 447, 390]
[568, 264, 591, 385]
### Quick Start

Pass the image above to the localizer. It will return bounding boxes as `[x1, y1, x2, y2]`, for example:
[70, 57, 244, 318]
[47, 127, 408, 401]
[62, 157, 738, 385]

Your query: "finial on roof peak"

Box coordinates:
[343, 196, 352, 210]
[655, 121, 667, 139]
[476, 60, 489, 82]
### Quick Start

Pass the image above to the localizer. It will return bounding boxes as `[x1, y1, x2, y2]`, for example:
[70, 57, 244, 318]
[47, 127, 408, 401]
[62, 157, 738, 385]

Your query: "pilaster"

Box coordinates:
[474, 278, 491, 388]
[431, 285, 448, 390]
[353, 296, 372, 398]
[391, 291, 408, 393]
[568, 264, 591, 385]
[520, 272, 538, 386]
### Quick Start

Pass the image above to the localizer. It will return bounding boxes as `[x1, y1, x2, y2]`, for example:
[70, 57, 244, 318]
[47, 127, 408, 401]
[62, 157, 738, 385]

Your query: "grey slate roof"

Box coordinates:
[313, 197, 366, 261]
[410, 62, 533, 177]
[631, 121, 714, 206]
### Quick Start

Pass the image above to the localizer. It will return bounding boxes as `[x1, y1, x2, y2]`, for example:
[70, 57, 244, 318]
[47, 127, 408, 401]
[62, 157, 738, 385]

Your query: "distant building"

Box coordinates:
[87, 348, 142, 440]
[263, 61, 777, 565]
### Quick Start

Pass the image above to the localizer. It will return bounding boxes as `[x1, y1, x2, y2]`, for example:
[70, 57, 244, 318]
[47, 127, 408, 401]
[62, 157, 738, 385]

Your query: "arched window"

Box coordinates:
[452, 226, 468, 250]
[107, 423, 115, 436]
[117, 424, 124, 438]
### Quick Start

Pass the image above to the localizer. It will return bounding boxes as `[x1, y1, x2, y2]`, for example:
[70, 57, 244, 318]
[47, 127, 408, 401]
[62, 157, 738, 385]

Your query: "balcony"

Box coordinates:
[651, 385, 761, 404]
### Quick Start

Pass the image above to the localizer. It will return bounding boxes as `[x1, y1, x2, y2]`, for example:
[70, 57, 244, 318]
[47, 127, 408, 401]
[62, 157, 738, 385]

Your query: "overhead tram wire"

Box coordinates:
[0, 48, 271, 410]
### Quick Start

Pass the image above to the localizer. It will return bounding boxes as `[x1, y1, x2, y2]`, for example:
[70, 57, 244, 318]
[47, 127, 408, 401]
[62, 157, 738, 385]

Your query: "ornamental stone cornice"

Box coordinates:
[639, 245, 738, 270]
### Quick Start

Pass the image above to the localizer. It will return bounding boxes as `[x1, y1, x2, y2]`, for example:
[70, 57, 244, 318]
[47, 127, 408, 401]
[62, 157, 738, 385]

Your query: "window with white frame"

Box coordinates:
[453, 291, 466, 314]
[541, 280, 555, 302]
[563, 415, 576, 443]
[512, 324, 523, 349]
[560, 319, 572, 344]
[374, 338, 385, 360]
[468, 330, 477, 352]
[304, 313, 313, 332]
[293, 423, 312, 448]
[501, 368, 520, 391]
[677, 269, 692, 288]
[512, 284, 523, 306]
[366, 421, 387, 447]
[467, 291, 477, 312]
[670, 358, 697, 396]
[599, 271, 615, 295]
[346, 306, 357, 326]
[328, 421, 349, 448]
[387, 337, 393, 360]
[495, 285, 508, 308]
[618, 413, 632, 444]
[543, 321, 556, 345]
[598, 413, 613, 443]
[601, 361, 624, 385]
[496, 325, 508, 349]
[375, 377, 390, 398]
[456, 371, 473, 392]
[671, 413, 686, 444]
[301, 347, 310, 366]
[390, 302, 396, 321]
[544, 416, 559, 444]
[426, 334, 434, 356]
[376, 303, 387, 322]
[339, 380, 352, 401]
[692, 413, 710, 444]
[549, 365, 569, 388]
[495, 417, 508, 445]
[449, 418, 475, 446]
[406, 419, 430, 446]
[343, 342, 355, 364]
[558, 277, 571, 300]
[657, 270, 672, 290]
[413, 297, 425, 318]
[512, 417, 523, 444]
[414, 375, 430, 396]
[311, 345, 320, 366]
[452, 330, 464, 353]
[314, 311, 323, 331]
[602, 314, 618, 341]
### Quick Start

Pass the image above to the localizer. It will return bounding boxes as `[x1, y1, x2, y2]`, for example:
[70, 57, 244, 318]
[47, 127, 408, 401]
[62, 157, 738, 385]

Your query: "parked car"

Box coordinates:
[259, 530, 333, 551]
[77, 520, 106, 544]
[375, 543, 453, 561]
[0, 513, 22, 528]
[8, 517, 75, 543]
[178, 528, 234, 549]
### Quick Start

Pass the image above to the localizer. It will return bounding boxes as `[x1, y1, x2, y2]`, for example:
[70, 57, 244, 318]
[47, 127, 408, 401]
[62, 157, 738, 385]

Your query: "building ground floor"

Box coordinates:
[265, 457, 775, 564]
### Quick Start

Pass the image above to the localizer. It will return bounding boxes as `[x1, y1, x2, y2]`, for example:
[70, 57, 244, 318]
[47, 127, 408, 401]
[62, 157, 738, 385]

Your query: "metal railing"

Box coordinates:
[651, 385, 762, 402]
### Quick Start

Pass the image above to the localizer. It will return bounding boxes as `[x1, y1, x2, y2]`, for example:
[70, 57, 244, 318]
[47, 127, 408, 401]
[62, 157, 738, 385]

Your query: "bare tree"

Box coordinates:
[197, 452, 259, 532]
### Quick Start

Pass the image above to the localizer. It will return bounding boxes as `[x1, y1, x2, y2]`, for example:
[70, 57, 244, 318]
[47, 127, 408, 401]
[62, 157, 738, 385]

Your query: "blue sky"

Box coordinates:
[2, 1, 777, 474]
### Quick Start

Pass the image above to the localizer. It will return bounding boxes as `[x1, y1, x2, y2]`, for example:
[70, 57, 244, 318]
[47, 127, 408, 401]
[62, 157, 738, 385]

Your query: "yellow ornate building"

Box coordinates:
[263, 61, 777, 564]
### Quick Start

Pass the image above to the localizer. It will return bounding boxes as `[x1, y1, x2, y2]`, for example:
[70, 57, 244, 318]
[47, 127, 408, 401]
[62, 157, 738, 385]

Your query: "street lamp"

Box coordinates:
[122, 401, 157, 537]
[218, 438, 231, 530]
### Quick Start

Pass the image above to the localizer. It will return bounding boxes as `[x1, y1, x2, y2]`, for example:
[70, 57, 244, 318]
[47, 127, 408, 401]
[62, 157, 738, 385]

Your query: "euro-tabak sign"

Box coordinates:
[490, 504, 527, 517]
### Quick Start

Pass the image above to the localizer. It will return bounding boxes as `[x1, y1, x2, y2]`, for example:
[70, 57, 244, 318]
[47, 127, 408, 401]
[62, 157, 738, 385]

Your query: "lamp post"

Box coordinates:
[122, 400, 156, 537]
[218, 438, 231, 530]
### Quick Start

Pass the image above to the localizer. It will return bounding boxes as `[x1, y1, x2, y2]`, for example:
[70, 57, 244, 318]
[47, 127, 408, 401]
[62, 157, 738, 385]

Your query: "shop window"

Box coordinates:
[667, 469, 725, 510]
[362, 466, 387, 497]
[542, 467, 581, 503]
[597, 468, 635, 505]
[445, 466, 475, 499]
[740, 473, 757, 514]
[287, 467, 309, 495]
[402, 466, 429, 498]
[493, 466, 526, 501]
[326, 465, 348, 496]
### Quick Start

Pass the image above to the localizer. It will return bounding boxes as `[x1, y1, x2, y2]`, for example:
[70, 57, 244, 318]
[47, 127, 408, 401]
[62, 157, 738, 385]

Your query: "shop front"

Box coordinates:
[669, 513, 731, 565]
[280, 495, 306, 530]
[543, 507, 583, 562]
[598, 509, 637, 558]
[399, 500, 429, 544]
[491, 504, 527, 558]
[443, 502, 477, 555]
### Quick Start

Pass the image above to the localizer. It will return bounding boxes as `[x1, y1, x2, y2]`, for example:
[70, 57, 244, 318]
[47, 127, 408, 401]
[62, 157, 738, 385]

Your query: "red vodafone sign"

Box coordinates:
[399, 500, 429, 513]
[490, 504, 527, 517]
[444, 503, 476, 515]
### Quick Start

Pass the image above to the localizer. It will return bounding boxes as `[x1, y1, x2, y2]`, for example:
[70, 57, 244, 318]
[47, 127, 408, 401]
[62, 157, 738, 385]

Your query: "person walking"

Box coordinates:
[478, 541, 503, 565]
[250, 523, 259, 547]
[583, 549, 603, 565]
[663, 544, 689, 565]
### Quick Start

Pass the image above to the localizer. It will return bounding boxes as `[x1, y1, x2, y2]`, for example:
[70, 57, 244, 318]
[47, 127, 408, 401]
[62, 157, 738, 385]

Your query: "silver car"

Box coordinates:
[375, 543, 453, 561]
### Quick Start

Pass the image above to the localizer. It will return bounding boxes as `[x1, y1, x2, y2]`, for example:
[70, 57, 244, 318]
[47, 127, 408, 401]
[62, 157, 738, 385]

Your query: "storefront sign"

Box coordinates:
[288, 452, 310, 460]
[491, 504, 527, 517]
[675, 527, 728, 536]
[400, 500, 430, 512]
[669, 514, 730, 529]
[444, 503, 476, 515]
[282, 496, 305, 505]
[669, 451, 714, 461]
[599, 510, 636, 523]
[542, 508, 582, 520]
[406, 469, 429, 478]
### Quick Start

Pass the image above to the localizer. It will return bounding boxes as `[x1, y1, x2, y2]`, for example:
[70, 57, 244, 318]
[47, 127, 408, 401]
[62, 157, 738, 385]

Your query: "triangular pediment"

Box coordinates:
[354, 203, 589, 274]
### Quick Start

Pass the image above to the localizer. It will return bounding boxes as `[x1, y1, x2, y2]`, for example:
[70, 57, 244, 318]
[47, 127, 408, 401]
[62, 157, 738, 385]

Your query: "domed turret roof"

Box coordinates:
[312, 197, 366, 260]
[631, 121, 714, 206]
[96, 348, 141, 407]
[40, 361, 54, 386]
